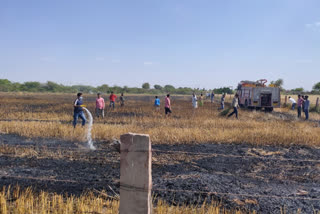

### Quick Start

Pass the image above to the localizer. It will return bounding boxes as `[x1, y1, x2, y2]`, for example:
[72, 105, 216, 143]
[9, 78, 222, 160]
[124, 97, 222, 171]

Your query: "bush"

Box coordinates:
[219, 108, 231, 116]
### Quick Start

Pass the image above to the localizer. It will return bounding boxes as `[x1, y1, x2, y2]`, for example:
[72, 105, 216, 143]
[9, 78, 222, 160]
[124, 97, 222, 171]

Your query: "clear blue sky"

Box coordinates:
[1, 0, 319, 90]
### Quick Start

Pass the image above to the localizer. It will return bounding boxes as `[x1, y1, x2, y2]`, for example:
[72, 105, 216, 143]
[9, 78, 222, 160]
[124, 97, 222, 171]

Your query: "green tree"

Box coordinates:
[291, 88, 304, 93]
[270, 79, 284, 88]
[164, 85, 175, 92]
[142, 82, 150, 89]
[96, 84, 109, 93]
[21, 81, 42, 92]
[213, 87, 233, 94]
[123, 86, 129, 93]
[154, 84, 163, 90]
[313, 82, 320, 91]
[0, 79, 12, 91]
[11, 82, 22, 91]
[44, 81, 64, 92]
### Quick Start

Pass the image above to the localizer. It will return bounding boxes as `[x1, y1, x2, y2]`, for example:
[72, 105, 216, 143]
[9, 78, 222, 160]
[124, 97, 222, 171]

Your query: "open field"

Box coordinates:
[0, 92, 320, 213]
[0, 93, 320, 146]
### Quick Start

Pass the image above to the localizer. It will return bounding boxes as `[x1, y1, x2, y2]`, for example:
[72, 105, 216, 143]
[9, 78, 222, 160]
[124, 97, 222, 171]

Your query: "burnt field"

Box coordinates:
[1, 134, 320, 213]
[0, 93, 320, 213]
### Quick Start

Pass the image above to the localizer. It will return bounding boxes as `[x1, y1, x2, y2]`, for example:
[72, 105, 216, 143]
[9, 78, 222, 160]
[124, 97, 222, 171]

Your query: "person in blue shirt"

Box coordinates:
[73, 93, 86, 128]
[154, 96, 160, 111]
[211, 91, 215, 103]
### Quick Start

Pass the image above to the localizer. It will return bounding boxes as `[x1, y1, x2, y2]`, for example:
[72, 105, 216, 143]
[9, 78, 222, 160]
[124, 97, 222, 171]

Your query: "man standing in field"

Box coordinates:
[219, 94, 225, 110]
[73, 93, 86, 128]
[228, 94, 239, 119]
[199, 93, 204, 107]
[165, 94, 172, 116]
[95, 93, 105, 118]
[297, 95, 304, 118]
[192, 93, 198, 109]
[154, 96, 160, 111]
[289, 96, 296, 110]
[109, 92, 117, 109]
[120, 93, 125, 107]
[304, 96, 310, 120]
[211, 91, 215, 103]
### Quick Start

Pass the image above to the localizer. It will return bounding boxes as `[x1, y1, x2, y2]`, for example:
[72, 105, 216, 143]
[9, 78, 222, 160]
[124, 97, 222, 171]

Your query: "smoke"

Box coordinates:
[83, 107, 96, 150]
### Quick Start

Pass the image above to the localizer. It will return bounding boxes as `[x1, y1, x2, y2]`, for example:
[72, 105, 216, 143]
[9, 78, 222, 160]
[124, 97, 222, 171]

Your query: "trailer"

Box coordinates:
[237, 79, 281, 112]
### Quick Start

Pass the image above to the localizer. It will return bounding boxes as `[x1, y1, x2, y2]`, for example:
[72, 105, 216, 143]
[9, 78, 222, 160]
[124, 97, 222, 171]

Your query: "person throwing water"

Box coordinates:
[73, 93, 86, 128]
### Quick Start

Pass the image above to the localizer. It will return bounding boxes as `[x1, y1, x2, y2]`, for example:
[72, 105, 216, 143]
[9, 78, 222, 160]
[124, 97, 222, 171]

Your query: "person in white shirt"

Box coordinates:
[288, 96, 296, 110]
[192, 93, 198, 109]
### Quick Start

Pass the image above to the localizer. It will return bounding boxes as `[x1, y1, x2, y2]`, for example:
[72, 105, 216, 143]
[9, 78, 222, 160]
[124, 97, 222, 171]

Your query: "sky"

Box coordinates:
[0, 0, 319, 90]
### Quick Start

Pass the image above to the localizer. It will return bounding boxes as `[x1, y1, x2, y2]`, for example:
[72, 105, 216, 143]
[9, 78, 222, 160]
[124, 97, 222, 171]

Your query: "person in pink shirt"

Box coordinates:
[297, 94, 304, 118]
[95, 93, 105, 118]
[165, 94, 172, 116]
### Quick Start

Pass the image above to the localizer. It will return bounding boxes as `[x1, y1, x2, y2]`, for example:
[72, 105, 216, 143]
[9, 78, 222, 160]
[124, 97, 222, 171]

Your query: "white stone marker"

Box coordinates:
[120, 133, 152, 214]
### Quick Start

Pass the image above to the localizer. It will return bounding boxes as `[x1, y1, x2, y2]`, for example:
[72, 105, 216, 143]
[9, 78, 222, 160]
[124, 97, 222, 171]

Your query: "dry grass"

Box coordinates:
[0, 93, 320, 147]
[0, 185, 253, 214]
[1, 93, 319, 213]
[0, 185, 118, 214]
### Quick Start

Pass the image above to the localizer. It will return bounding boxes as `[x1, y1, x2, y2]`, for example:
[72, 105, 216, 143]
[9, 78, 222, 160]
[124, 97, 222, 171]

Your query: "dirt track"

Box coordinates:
[0, 134, 320, 213]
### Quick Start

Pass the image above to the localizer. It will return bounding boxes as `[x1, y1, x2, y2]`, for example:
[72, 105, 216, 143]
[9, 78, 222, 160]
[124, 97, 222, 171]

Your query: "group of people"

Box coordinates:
[192, 93, 204, 108]
[73, 92, 125, 127]
[74, 91, 230, 127]
[205, 91, 216, 103]
[73, 92, 312, 128]
[288, 95, 310, 120]
[154, 94, 172, 116]
[192, 92, 226, 110]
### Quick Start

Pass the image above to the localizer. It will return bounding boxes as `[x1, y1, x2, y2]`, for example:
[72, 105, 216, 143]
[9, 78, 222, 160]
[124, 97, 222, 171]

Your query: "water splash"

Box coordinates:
[83, 107, 96, 150]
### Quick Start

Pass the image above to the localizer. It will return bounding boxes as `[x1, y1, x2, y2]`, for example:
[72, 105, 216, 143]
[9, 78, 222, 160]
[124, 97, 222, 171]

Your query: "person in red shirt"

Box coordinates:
[109, 91, 117, 109]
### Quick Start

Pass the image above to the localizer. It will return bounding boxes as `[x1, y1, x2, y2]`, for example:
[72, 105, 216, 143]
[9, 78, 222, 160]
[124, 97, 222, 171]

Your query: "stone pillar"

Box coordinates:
[316, 97, 319, 109]
[120, 133, 152, 214]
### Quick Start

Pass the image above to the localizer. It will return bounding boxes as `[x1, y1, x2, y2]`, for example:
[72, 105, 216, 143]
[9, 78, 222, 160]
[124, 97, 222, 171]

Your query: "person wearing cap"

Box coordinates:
[95, 93, 105, 118]
[73, 93, 86, 128]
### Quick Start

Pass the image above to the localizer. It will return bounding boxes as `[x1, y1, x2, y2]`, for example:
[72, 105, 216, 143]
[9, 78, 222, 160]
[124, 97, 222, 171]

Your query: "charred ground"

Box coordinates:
[0, 134, 319, 213]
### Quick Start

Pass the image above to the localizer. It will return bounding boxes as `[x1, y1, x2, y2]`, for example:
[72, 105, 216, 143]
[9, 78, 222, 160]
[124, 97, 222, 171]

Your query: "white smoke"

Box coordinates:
[83, 107, 96, 150]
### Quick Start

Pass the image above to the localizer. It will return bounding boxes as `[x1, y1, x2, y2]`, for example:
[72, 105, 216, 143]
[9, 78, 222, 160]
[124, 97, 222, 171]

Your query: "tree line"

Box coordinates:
[0, 79, 319, 95]
[0, 79, 233, 95]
